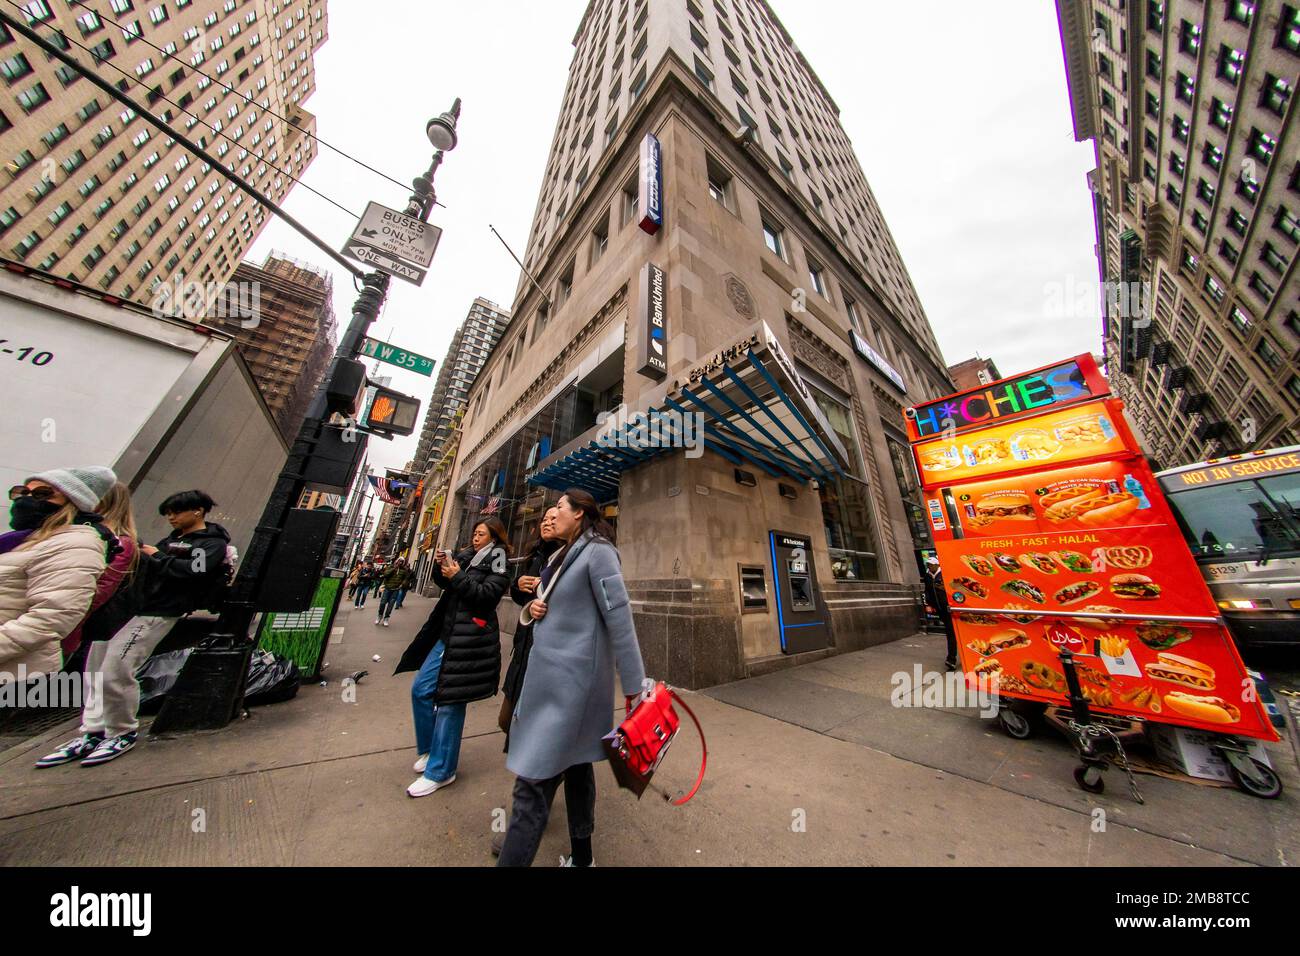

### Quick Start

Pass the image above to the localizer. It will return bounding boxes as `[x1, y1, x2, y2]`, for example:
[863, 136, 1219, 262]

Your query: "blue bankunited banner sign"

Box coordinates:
[638, 261, 668, 380]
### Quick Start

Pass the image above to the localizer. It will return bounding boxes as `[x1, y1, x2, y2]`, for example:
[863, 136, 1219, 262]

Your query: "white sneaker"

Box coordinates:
[559, 855, 595, 867]
[383, 620, 390, 627]
[374, 617, 381, 624]
[407, 774, 456, 797]
[413, 753, 429, 773]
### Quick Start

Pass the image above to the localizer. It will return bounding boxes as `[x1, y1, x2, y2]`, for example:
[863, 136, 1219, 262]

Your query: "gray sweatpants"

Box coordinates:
[81, 615, 179, 738]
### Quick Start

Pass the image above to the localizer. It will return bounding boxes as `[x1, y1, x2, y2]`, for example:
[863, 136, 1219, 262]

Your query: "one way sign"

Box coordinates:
[342, 201, 442, 286]
[346, 244, 425, 284]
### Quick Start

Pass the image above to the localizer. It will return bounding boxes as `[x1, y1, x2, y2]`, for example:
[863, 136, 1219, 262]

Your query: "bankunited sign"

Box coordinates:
[638, 133, 664, 235]
[638, 261, 667, 380]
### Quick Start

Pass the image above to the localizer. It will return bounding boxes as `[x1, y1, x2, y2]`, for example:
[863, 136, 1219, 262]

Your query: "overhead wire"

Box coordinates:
[15, 1, 360, 219]
[68, 0, 413, 195]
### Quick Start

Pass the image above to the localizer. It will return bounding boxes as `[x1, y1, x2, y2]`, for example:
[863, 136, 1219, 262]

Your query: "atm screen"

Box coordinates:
[789, 559, 807, 574]
[789, 575, 814, 609]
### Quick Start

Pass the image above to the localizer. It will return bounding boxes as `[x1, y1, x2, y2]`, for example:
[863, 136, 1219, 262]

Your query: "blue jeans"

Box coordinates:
[353, 582, 371, 607]
[411, 641, 467, 782]
[378, 587, 400, 620]
[396, 588, 408, 608]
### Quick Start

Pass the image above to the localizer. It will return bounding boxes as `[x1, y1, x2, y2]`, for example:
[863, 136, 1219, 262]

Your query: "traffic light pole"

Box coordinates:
[214, 107, 459, 654]
[4, 9, 461, 730]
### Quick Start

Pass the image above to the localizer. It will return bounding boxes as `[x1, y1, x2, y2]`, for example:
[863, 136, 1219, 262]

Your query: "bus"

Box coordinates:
[1156, 447, 1300, 647]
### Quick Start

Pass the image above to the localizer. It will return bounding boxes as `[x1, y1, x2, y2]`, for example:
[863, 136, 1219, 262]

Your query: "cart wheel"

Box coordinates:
[998, 708, 1033, 740]
[1074, 765, 1105, 794]
[1230, 758, 1282, 800]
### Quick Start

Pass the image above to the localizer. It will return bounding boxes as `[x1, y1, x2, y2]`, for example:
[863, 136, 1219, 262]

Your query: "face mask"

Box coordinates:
[10, 495, 61, 531]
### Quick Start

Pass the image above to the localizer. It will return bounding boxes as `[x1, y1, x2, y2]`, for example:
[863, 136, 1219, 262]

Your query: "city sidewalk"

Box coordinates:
[0, 591, 1295, 866]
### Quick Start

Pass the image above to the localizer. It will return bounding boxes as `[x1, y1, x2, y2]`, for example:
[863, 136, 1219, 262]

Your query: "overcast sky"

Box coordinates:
[248, 0, 1101, 478]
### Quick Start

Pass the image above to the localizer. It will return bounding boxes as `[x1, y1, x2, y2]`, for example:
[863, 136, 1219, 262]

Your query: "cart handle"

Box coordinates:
[950, 608, 1223, 625]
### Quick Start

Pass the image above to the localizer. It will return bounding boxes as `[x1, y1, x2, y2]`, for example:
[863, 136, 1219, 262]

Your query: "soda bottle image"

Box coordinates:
[962, 444, 975, 466]
[1124, 473, 1152, 509]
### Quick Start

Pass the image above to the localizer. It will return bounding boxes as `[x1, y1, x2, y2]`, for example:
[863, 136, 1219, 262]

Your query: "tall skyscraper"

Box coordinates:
[1057, 0, 1299, 467]
[412, 297, 510, 473]
[393, 296, 509, 563]
[208, 250, 336, 440]
[0, 0, 326, 305]
[439, 0, 954, 687]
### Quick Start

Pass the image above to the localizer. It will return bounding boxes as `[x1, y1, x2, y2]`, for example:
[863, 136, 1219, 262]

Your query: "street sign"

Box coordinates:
[342, 201, 442, 286]
[360, 337, 436, 377]
[344, 243, 426, 285]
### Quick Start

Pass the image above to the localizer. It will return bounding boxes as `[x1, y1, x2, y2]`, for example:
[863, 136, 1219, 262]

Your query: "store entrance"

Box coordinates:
[770, 529, 831, 654]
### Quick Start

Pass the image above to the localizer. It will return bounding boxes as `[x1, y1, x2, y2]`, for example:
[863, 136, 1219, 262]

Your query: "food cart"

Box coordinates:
[903, 355, 1280, 798]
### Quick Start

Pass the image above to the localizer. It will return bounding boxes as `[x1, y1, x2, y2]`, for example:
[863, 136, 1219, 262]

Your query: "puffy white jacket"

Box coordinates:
[0, 524, 106, 681]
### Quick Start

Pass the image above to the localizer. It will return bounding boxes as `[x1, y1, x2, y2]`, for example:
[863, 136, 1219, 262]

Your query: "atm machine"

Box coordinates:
[768, 530, 832, 654]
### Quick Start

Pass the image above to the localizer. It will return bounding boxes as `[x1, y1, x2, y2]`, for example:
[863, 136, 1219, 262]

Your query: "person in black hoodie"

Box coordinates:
[394, 518, 510, 798]
[76, 489, 233, 766]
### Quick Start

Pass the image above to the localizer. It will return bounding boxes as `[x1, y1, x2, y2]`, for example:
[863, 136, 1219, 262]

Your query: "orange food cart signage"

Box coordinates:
[906, 355, 1277, 741]
[913, 399, 1130, 484]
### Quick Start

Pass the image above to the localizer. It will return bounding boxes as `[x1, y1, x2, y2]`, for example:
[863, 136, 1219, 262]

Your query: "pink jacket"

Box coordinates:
[61, 534, 136, 660]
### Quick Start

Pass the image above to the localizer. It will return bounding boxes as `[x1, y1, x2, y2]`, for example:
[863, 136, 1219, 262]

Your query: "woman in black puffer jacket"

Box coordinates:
[394, 517, 510, 798]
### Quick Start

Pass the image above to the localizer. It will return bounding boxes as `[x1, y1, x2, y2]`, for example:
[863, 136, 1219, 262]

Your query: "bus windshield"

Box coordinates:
[1167, 472, 1300, 562]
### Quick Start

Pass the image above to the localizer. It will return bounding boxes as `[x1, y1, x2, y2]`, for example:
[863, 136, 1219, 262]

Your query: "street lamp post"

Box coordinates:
[153, 103, 462, 732]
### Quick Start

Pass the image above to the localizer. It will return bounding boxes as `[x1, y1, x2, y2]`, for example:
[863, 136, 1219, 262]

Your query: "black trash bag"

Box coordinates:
[136, 648, 194, 715]
[243, 649, 301, 707]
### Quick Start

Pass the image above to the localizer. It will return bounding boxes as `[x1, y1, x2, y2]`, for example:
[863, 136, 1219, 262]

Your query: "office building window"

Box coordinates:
[589, 217, 608, 267]
[1261, 241, 1288, 273]
[1208, 98, 1232, 130]
[693, 56, 713, 93]
[1204, 273, 1225, 303]
[1261, 74, 1293, 116]
[761, 214, 785, 260]
[808, 260, 827, 297]
[1247, 128, 1276, 165]
[1278, 5, 1300, 52]
[1217, 45, 1244, 83]
[1276, 206, 1300, 242]
[706, 155, 734, 211]
[1248, 271, 1274, 300]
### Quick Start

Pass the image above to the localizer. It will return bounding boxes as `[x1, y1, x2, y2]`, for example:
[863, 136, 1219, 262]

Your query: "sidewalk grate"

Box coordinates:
[0, 706, 80, 737]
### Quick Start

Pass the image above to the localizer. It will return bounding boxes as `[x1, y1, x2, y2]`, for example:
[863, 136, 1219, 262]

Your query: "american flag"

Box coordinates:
[368, 476, 404, 505]
[481, 496, 501, 515]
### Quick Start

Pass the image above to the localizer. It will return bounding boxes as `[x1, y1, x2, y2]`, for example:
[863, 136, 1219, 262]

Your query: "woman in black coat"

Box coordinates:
[500, 506, 560, 744]
[394, 517, 511, 798]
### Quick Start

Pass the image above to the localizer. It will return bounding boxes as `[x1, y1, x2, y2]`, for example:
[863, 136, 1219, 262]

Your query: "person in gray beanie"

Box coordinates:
[26, 466, 119, 515]
[1, 466, 118, 682]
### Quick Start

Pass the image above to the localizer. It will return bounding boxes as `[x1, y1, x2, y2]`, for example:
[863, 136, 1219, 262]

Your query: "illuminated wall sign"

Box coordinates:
[906, 355, 1106, 441]
[850, 330, 907, 394]
[638, 133, 664, 235]
[637, 261, 668, 380]
[1160, 450, 1300, 491]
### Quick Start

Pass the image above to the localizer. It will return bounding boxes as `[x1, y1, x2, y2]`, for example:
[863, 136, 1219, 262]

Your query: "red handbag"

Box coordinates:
[604, 681, 707, 805]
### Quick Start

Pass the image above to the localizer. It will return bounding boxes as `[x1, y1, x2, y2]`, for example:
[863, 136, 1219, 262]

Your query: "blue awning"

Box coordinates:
[526, 322, 851, 501]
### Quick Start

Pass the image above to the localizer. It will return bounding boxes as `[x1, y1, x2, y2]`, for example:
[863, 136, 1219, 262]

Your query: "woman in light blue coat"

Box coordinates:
[497, 488, 651, 867]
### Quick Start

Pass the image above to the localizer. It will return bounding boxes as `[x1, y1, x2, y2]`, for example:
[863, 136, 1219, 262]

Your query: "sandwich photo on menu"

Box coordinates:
[968, 491, 1036, 527]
